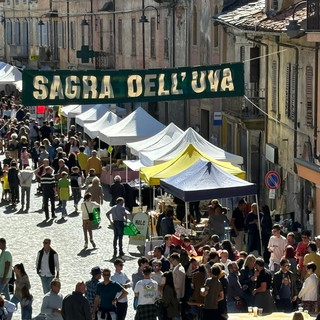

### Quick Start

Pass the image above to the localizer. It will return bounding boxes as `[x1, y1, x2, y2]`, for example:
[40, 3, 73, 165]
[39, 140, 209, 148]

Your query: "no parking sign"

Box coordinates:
[265, 171, 281, 189]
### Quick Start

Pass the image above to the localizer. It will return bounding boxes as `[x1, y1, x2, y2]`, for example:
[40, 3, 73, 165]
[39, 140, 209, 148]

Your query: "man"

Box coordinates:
[109, 175, 126, 207]
[2, 151, 13, 167]
[85, 150, 102, 177]
[246, 203, 260, 254]
[170, 252, 186, 300]
[272, 258, 298, 312]
[18, 166, 33, 212]
[287, 232, 297, 249]
[111, 259, 131, 320]
[315, 235, 320, 253]
[226, 261, 244, 313]
[302, 241, 320, 281]
[231, 199, 247, 251]
[8, 161, 19, 206]
[134, 265, 158, 320]
[132, 257, 150, 291]
[40, 120, 52, 141]
[41, 166, 56, 220]
[36, 238, 60, 294]
[92, 268, 128, 320]
[149, 246, 170, 272]
[106, 197, 129, 257]
[40, 278, 63, 320]
[160, 234, 175, 258]
[85, 266, 101, 313]
[268, 224, 287, 273]
[61, 281, 91, 320]
[54, 159, 69, 181]
[0, 238, 12, 300]
[160, 210, 175, 236]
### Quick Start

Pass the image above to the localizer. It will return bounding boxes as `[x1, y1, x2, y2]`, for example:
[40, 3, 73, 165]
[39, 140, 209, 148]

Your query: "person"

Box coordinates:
[106, 197, 129, 257]
[219, 250, 231, 276]
[0, 238, 12, 301]
[239, 254, 256, 307]
[40, 278, 63, 320]
[227, 261, 245, 313]
[77, 146, 89, 177]
[111, 259, 131, 320]
[1, 170, 10, 202]
[20, 146, 30, 169]
[85, 150, 102, 177]
[162, 271, 180, 320]
[81, 193, 99, 249]
[61, 281, 91, 320]
[268, 224, 287, 273]
[149, 246, 171, 272]
[69, 166, 82, 212]
[41, 166, 56, 220]
[86, 176, 103, 205]
[151, 259, 163, 288]
[302, 241, 320, 281]
[20, 286, 33, 320]
[109, 175, 126, 207]
[18, 166, 33, 212]
[134, 266, 159, 320]
[292, 312, 304, 320]
[36, 239, 60, 294]
[160, 235, 175, 258]
[261, 205, 273, 263]
[9, 263, 31, 320]
[160, 210, 176, 237]
[7, 161, 19, 206]
[132, 257, 150, 292]
[208, 204, 229, 240]
[170, 253, 186, 301]
[231, 199, 247, 251]
[0, 295, 8, 320]
[298, 262, 319, 313]
[189, 201, 201, 224]
[296, 230, 311, 273]
[287, 232, 298, 249]
[272, 258, 298, 312]
[246, 203, 261, 254]
[57, 171, 70, 217]
[92, 268, 128, 320]
[252, 257, 274, 313]
[201, 264, 224, 319]
[85, 266, 101, 313]
[284, 245, 298, 278]
[85, 168, 96, 188]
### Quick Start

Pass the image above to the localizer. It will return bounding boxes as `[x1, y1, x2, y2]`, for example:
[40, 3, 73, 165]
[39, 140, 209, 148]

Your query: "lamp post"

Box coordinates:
[139, 3, 160, 69]
[285, 0, 307, 38]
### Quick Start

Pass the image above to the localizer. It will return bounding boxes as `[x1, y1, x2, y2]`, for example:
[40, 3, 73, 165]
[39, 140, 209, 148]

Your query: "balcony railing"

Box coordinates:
[307, 0, 320, 32]
[95, 52, 115, 70]
[241, 88, 266, 120]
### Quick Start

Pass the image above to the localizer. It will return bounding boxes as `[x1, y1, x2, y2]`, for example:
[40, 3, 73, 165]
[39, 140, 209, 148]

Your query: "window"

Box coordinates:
[81, 24, 85, 46]
[131, 18, 136, 56]
[109, 19, 113, 55]
[14, 21, 20, 45]
[250, 47, 260, 83]
[272, 0, 278, 10]
[15, 0, 19, 4]
[285, 63, 291, 117]
[214, 6, 219, 48]
[290, 64, 297, 121]
[28, 19, 33, 46]
[70, 21, 75, 50]
[285, 62, 297, 121]
[271, 60, 277, 112]
[62, 22, 66, 48]
[41, 22, 49, 47]
[306, 66, 313, 127]
[58, 21, 63, 48]
[240, 46, 245, 62]
[150, 17, 156, 58]
[100, 19, 103, 51]
[118, 19, 122, 54]
[192, 6, 197, 46]
[164, 17, 169, 59]
[6, 21, 12, 45]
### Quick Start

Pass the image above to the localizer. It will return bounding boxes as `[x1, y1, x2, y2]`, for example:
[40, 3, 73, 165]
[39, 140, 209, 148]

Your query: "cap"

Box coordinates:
[315, 235, 320, 241]
[91, 266, 102, 276]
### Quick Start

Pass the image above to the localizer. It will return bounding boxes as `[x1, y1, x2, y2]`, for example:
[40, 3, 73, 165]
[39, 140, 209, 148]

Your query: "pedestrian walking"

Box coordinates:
[109, 175, 126, 207]
[268, 224, 287, 273]
[18, 166, 33, 212]
[57, 171, 70, 217]
[40, 166, 56, 220]
[0, 238, 12, 301]
[69, 166, 82, 212]
[7, 160, 19, 206]
[85, 267, 102, 313]
[106, 197, 129, 257]
[36, 239, 60, 294]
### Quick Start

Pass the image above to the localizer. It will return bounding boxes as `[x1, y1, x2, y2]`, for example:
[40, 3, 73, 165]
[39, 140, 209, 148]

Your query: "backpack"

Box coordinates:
[0, 307, 8, 320]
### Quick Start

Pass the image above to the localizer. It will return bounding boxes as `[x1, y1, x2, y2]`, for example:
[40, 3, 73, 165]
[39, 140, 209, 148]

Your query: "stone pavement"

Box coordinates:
[0, 179, 141, 319]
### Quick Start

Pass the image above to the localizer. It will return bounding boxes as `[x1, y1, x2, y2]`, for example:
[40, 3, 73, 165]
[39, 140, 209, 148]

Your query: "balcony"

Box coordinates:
[307, 0, 320, 32]
[95, 52, 115, 70]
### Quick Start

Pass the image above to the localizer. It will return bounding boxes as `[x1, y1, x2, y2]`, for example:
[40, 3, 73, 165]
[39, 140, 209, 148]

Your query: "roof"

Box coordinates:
[213, 0, 307, 33]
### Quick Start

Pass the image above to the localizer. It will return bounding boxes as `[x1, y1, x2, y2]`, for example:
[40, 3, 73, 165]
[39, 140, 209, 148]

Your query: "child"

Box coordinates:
[85, 168, 96, 188]
[20, 286, 33, 320]
[20, 147, 30, 169]
[1, 170, 10, 201]
[57, 171, 70, 218]
[69, 166, 82, 212]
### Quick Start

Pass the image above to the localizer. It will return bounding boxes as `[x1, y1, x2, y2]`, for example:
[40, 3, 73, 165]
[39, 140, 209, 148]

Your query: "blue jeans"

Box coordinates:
[113, 221, 124, 253]
[40, 275, 54, 294]
[7, 296, 20, 320]
[227, 301, 240, 313]
[0, 278, 10, 300]
[21, 186, 31, 208]
[97, 311, 116, 320]
[61, 200, 67, 216]
[22, 303, 32, 320]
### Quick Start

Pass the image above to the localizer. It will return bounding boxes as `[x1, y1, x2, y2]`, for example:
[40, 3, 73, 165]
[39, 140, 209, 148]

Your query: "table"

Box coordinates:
[228, 312, 314, 320]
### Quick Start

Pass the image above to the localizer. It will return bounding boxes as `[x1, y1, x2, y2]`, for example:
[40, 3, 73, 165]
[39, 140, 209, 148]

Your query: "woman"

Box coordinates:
[239, 254, 256, 307]
[81, 192, 99, 249]
[86, 176, 103, 205]
[42, 138, 53, 162]
[252, 257, 275, 313]
[10, 263, 31, 318]
[7, 132, 18, 160]
[69, 138, 80, 155]
[221, 239, 236, 261]
[208, 205, 229, 240]
[162, 271, 180, 320]
[261, 205, 272, 264]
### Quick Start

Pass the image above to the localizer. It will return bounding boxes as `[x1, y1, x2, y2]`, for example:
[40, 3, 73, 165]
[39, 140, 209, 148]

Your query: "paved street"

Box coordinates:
[0, 179, 140, 319]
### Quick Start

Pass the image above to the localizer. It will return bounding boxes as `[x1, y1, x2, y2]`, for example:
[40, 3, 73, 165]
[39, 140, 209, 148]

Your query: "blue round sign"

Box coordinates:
[265, 171, 281, 189]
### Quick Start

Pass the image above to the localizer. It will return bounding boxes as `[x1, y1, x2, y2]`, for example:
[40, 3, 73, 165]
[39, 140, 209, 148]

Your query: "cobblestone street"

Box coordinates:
[0, 179, 140, 319]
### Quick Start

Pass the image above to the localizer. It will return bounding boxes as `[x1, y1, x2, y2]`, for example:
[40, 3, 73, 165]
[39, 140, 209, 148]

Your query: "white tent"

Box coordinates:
[126, 122, 183, 156]
[61, 104, 82, 117]
[84, 111, 122, 139]
[99, 107, 166, 145]
[139, 127, 243, 167]
[61, 104, 96, 118]
[0, 62, 22, 93]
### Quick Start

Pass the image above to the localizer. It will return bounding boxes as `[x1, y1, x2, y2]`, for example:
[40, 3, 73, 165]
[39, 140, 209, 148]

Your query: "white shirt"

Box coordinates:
[37, 251, 60, 277]
[134, 278, 158, 305]
[111, 271, 131, 303]
[268, 235, 287, 266]
[299, 273, 318, 301]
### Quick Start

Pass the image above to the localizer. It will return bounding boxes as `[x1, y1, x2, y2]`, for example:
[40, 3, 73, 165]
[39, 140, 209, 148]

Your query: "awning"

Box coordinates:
[295, 158, 320, 185]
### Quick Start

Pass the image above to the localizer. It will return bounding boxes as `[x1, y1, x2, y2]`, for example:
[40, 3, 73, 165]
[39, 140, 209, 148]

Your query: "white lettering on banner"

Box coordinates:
[158, 73, 170, 96]
[49, 76, 64, 99]
[208, 69, 220, 92]
[221, 68, 235, 91]
[33, 76, 49, 100]
[99, 76, 114, 99]
[191, 70, 207, 93]
[171, 72, 184, 95]
[83, 76, 98, 99]
[65, 76, 81, 99]
[144, 74, 157, 97]
[127, 75, 143, 97]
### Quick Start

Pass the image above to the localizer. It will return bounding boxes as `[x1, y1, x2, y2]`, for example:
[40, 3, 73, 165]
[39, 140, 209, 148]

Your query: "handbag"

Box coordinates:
[84, 203, 94, 221]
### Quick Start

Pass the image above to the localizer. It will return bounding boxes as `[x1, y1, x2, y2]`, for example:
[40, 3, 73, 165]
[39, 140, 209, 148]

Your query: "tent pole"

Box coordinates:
[109, 146, 112, 185]
[126, 154, 128, 183]
[255, 194, 263, 256]
[152, 186, 155, 210]
[138, 174, 142, 211]
[185, 202, 189, 230]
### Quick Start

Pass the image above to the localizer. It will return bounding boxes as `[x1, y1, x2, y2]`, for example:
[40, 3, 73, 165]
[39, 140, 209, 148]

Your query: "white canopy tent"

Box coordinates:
[60, 104, 82, 117]
[126, 122, 183, 156]
[61, 104, 96, 118]
[83, 111, 122, 139]
[139, 127, 243, 167]
[99, 107, 166, 145]
[0, 62, 22, 93]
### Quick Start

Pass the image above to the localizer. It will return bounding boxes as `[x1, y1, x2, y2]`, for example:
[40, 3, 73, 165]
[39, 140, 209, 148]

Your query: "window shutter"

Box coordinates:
[58, 21, 62, 48]
[240, 46, 245, 62]
[271, 60, 277, 112]
[6, 21, 12, 45]
[306, 66, 313, 127]
[28, 20, 33, 46]
[285, 63, 291, 117]
[290, 64, 297, 121]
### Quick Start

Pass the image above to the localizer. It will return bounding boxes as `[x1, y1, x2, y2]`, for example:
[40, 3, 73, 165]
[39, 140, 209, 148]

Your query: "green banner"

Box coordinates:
[22, 63, 244, 106]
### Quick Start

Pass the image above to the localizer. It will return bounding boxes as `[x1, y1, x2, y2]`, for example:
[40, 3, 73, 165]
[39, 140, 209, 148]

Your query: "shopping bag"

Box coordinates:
[124, 221, 140, 236]
[92, 207, 101, 225]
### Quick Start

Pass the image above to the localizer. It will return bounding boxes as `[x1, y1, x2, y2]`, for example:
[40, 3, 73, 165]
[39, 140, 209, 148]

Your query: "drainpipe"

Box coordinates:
[314, 42, 319, 159]
[275, 36, 299, 159]
[67, 0, 70, 63]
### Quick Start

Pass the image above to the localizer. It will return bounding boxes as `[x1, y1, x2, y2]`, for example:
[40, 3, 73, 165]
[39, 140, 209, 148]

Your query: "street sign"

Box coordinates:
[265, 171, 281, 189]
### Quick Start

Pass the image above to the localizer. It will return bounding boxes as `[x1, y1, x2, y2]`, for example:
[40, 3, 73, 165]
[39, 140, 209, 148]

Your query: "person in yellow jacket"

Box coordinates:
[85, 150, 102, 177]
[77, 146, 89, 177]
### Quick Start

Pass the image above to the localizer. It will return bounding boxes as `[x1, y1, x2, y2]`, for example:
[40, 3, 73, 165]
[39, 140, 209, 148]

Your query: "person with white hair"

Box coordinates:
[109, 175, 126, 207]
[18, 166, 33, 212]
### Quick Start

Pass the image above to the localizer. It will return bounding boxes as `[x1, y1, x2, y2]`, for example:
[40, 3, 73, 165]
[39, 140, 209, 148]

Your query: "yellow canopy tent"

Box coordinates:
[140, 144, 245, 186]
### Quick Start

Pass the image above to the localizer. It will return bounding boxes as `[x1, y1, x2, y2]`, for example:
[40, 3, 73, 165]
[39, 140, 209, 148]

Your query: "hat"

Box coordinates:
[315, 235, 320, 241]
[91, 266, 102, 276]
